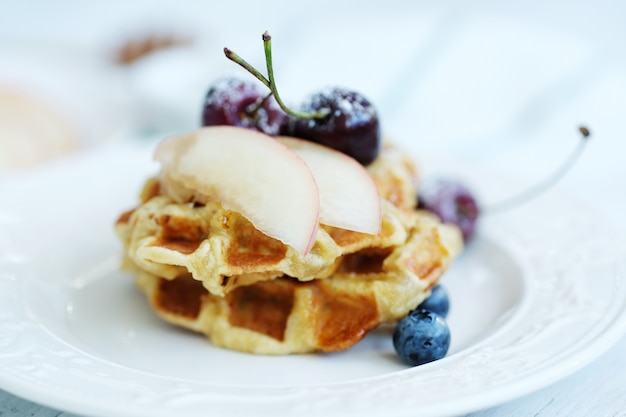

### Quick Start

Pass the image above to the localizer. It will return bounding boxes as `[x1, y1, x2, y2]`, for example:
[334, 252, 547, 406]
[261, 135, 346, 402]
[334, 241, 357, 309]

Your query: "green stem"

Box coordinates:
[262, 31, 329, 119]
[246, 92, 274, 117]
[223, 33, 329, 120]
[223, 47, 270, 88]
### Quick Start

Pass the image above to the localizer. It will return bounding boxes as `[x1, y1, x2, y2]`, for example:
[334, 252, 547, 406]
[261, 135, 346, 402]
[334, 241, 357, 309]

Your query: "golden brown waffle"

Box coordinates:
[117, 197, 414, 296]
[116, 144, 421, 297]
[116, 142, 462, 354]
[367, 142, 419, 211]
[132, 209, 461, 354]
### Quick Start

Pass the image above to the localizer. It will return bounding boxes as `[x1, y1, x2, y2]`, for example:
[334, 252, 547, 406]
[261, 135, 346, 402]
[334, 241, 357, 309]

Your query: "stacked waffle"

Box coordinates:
[115, 130, 462, 354]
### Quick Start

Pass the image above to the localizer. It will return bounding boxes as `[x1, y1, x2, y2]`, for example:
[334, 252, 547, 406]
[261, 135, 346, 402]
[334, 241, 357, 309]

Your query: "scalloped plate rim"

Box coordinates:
[0, 140, 625, 417]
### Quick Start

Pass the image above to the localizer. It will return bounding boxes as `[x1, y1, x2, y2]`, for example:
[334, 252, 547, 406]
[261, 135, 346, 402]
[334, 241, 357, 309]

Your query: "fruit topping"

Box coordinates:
[418, 179, 479, 242]
[154, 126, 320, 255]
[201, 77, 285, 135]
[286, 87, 381, 166]
[224, 31, 381, 165]
[393, 308, 451, 367]
[484, 125, 591, 213]
[416, 284, 450, 319]
[153, 126, 384, 254]
[276, 136, 381, 235]
[418, 126, 591, 243]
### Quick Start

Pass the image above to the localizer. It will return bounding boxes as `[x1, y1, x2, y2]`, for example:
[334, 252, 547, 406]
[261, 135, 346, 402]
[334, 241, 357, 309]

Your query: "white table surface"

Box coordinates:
[1, 1, 625, 416]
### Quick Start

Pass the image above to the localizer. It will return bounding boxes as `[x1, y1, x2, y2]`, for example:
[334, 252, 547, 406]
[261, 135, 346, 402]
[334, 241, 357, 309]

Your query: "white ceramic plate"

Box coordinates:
[0, 140, 625, 417]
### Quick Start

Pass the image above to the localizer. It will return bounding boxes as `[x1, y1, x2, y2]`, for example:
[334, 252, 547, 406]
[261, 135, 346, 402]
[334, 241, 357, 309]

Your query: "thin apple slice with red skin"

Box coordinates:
[154, 126, 320, 254]
[276, 136, 381, 236]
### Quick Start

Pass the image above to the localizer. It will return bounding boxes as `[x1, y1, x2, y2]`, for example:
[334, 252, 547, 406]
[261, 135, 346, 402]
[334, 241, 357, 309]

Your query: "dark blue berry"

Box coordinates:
[393, 309, 450, 366]
[416, 285, 450, 319]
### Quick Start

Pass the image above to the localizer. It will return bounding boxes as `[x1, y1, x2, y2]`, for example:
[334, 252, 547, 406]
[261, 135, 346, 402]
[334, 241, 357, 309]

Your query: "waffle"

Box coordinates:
[132, 208, 461, 354]
[367, 142, 419, 211]
[116, 143, 421, 297]
[116, 142, 462, 354]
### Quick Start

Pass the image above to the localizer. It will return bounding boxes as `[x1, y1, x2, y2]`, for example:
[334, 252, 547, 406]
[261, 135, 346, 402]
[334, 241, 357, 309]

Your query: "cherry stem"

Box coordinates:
[224, 47, 271, 88]
[223, 33, 329, 120]
[246, 92, 274, 117]
[262, 32, 329, 119]
[485, 126, 591, 213]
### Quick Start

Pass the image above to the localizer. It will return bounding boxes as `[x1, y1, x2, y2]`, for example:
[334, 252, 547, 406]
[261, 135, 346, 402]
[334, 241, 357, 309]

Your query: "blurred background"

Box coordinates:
[1, 0, 625, 226]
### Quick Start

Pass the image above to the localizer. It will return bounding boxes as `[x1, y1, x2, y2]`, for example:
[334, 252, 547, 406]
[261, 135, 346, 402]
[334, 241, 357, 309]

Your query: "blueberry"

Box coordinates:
[416, 285, 450, 319]
[393, 309, 450, 366]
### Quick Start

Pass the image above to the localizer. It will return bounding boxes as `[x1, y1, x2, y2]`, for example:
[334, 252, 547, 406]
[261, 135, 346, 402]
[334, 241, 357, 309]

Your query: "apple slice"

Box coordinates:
[154, 126, 320, 254]
[276, 136, 381, 235]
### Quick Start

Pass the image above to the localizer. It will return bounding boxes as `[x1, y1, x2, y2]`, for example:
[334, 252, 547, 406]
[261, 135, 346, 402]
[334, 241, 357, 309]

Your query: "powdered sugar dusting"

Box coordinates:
[301, 87, 375, 125]
[292, 86, 381, 165]
[202, 77, 285, 135]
